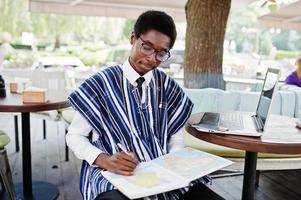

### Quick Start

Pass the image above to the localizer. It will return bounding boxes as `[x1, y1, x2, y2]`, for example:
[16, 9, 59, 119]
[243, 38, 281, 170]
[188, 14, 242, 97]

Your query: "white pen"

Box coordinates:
[117, 143, 131, 156]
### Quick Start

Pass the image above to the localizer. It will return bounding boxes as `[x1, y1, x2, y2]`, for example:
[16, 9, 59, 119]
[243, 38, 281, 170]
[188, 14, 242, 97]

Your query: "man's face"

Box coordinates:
[129, 30, 171, 75]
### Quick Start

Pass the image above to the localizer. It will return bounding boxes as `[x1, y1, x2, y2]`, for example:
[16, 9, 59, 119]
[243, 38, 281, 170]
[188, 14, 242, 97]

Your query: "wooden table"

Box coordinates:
[186, 113, 301, 200]
[0, 91, 69, 200]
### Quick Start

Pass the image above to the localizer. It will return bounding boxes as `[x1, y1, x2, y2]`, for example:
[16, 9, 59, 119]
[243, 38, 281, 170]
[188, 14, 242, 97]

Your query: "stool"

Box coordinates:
[0, 130, 16, 200]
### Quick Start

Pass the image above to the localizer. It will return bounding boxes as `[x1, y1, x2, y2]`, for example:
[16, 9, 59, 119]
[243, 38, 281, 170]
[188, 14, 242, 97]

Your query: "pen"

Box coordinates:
[117, 143, 131, 156]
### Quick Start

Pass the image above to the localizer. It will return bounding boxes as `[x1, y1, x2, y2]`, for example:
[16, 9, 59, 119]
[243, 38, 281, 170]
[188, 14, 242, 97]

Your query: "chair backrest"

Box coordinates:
[65, 68, 96, 91]
[1, 68, 66, 91]
[184, 88, 296, 117]
[1, 68, 32, 84]
[0, 131, 10, 150]
[184, 88, 240, 113]
[31, 69, 66, 90]
[279, 84, 301, 117]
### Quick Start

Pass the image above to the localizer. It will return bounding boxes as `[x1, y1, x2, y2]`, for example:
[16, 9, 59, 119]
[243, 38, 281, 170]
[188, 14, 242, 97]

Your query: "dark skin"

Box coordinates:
[94, 29, 171, 175]
[129, 29, 171, 76]
[94, 152, 138, 176]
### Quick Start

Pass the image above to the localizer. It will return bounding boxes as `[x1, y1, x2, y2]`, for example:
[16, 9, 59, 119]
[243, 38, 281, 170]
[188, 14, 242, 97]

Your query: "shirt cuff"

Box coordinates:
[168, 128, 185, 153]
[84, 145, 103, 166]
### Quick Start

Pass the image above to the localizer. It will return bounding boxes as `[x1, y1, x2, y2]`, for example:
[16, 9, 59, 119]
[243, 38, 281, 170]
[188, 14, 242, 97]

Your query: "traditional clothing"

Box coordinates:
[68, 65, 208, 200]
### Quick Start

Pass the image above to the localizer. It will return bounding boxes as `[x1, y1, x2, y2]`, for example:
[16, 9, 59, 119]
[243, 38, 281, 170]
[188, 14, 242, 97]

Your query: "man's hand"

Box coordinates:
[94, 152, 139, 176]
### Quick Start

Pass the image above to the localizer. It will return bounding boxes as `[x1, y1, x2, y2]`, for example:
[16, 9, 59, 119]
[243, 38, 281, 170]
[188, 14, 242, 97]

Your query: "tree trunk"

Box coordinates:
[54, 35, 61, 49]
[184, 0, 231, 89]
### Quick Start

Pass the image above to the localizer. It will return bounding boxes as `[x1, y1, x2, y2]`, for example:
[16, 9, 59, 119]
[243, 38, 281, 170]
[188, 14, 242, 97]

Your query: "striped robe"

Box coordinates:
[68, 65, 207, 200]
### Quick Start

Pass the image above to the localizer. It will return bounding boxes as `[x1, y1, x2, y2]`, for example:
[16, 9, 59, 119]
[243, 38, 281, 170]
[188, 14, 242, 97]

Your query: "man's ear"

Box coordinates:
[130, 32, 135, 45]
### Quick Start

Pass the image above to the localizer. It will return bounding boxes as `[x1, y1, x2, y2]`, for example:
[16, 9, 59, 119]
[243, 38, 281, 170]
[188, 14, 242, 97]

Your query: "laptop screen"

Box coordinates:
[256, 68, 280, 126]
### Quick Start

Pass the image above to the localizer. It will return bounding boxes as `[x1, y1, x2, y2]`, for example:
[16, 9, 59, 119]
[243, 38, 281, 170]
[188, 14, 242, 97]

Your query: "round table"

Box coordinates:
[186, 113, 301, 200]
[0, 91, 69, 200]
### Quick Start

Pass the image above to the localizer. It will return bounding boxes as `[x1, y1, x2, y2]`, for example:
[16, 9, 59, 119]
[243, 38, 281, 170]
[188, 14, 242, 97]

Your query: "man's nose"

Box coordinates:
[147, 52, 157, 62]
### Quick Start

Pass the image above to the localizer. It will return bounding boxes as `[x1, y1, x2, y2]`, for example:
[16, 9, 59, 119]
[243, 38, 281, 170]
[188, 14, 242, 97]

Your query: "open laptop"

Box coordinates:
[191, 68, 280, 137]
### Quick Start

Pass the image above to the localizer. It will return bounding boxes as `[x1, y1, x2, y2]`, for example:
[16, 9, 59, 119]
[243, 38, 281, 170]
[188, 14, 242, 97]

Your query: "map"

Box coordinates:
[154, 149, 215, 178]
[152, 148, 227, 180]
[101, 147, 233, 199]
[106, 163, 176, 188]
[126, 165, 170, 188]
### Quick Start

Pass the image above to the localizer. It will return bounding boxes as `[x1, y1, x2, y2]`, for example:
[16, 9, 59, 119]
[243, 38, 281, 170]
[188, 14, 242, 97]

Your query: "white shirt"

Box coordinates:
[66, 59, 184, 166]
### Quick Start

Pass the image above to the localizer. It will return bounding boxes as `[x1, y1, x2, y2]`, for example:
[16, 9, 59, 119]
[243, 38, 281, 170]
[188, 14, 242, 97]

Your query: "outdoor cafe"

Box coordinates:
[1, 0, 301, 200]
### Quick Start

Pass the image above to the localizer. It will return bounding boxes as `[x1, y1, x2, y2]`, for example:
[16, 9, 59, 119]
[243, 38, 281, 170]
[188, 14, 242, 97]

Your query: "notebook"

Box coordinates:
[191, 68, 280, 137]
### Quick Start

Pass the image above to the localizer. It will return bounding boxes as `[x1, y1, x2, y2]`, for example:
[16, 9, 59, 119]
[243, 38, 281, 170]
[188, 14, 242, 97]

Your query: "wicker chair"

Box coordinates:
[0, 130, 16, 200]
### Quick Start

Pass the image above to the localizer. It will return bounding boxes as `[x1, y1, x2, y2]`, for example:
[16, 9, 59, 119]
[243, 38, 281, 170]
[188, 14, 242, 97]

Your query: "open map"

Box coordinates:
[152, 148, 217, 180]
[101, 147, 233, 199]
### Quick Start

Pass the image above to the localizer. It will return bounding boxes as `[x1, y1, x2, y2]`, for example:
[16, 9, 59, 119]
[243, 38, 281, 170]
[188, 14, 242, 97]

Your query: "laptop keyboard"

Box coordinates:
[219, 113, 244, 130]
[252, 115, 264, 132]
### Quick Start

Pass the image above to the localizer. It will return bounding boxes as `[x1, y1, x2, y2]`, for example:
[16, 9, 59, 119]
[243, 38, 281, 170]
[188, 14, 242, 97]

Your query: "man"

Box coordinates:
[66, 10, 223, 200]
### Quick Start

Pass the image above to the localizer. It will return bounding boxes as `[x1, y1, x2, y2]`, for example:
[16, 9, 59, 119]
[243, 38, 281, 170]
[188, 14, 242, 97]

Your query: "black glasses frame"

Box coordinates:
[139, 38, 170, 62]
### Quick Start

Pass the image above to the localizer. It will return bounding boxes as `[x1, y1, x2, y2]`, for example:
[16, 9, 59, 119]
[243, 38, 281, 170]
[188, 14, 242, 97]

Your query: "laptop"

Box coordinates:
[191, 68, 280, 137]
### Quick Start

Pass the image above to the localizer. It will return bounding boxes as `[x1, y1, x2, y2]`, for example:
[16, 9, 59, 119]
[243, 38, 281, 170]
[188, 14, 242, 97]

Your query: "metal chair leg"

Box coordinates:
[14, 116, 19, 152]
[255, 170, 260, 188]
[43, 120, 46, 139]
[0, 149, 16, 200]
[0, 175, 4, 190]
[65, 129, 69, 162]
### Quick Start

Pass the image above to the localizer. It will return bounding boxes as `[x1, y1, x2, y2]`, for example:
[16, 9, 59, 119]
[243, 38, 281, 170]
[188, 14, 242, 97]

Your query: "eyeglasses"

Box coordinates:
[139, 38, 170, 62]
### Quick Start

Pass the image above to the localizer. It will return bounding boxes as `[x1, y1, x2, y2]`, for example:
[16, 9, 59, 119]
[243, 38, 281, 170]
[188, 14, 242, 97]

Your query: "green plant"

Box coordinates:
[275, 50, 299, 60]
[10, 43, 32, 50]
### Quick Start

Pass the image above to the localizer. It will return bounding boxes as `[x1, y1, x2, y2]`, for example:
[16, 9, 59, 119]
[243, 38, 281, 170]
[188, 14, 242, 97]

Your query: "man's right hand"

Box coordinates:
[94, 152, 139, 176]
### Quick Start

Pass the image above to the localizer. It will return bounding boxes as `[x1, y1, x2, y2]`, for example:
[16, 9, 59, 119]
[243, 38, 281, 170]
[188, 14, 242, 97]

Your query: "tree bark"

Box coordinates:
[184, 0, 231, 89]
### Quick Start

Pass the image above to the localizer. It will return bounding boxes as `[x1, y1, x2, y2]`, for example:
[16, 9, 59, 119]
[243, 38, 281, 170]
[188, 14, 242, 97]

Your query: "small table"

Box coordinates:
[0, 91, 69, 200]
[186, 113, 301, 200]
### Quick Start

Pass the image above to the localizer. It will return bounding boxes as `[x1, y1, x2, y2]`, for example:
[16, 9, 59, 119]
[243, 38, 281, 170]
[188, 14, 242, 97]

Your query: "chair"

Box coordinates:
[30, 69, 67, 139]
[279, 84, 301, 117]
[65, 68, 96, 92]
[0, 114, 20, 152]
[0, 130, 16, 200]
[2, 69, 67, 150]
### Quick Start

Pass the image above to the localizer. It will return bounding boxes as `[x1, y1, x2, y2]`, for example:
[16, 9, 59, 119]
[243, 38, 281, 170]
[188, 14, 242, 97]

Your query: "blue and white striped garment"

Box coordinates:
[68, 65, 210, 200]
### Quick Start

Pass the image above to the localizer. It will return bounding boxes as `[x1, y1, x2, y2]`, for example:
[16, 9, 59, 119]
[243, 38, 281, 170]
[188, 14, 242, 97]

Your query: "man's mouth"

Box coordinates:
[141, 62, 154, 69]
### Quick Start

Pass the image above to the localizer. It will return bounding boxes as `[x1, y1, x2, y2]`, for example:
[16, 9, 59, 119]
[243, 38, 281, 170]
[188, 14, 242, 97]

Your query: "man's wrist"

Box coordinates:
[94, 153, 110, 169]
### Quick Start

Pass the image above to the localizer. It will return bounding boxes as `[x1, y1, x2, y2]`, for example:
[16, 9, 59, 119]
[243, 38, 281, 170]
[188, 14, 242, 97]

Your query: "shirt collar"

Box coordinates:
[122, 58, 153, 86]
